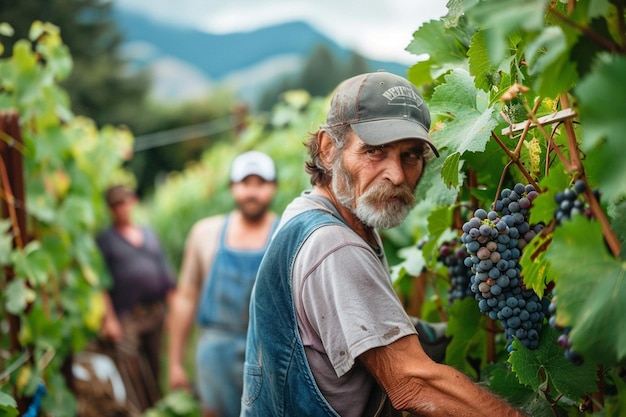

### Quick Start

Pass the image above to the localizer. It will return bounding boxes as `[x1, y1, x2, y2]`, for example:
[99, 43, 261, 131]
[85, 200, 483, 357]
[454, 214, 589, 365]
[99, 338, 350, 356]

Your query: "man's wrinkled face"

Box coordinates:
[231, 175, 277, 222]
[331, 131, 426, 229]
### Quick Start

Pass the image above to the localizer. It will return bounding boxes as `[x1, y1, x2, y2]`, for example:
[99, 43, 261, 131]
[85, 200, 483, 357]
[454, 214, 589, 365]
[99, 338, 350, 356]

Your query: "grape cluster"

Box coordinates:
[548, 289, 584, 365]
[461, 184, 545, 350]
[554, 179, 596, 224]
[438, 238, 473, 303]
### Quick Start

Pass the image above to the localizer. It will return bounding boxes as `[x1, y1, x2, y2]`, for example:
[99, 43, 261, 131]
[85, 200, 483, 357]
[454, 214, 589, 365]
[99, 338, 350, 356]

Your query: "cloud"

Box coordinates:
[115, 0, 448, 64]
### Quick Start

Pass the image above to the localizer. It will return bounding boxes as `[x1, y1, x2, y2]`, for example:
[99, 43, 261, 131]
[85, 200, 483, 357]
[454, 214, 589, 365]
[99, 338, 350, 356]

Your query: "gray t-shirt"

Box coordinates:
[278, 192, 417, 417]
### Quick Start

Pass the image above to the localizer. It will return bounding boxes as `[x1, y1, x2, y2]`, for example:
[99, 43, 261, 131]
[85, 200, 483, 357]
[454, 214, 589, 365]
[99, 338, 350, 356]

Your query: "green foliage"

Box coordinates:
[404, 0, 626, 415]
[0, 0, 150, 127]
[0, 22, 131, 416]
[142, 390, 202, 417]
[545, 217, 626, 364]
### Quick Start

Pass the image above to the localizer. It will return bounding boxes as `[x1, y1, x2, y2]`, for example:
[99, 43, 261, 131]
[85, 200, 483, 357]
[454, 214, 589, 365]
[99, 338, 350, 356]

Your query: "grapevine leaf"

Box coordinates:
[407, 61, 435, 87]
[525, 26, 567, 76]
[467, 30, 492, 92]
[445, 297, 487, 378]
[532, 50, 579, 100]
[12, 241, 51, 286]
[485, 364, 552, 416]
[575, 54, 626, 203]
[394, 246, 426, 277]
[5, 280, 36, 314]
[464, 0, 547, 64]
[427, 206, 454, 239]
[22, 305, 65, 351]
[509, 326, 598, 400]
[160, 389, 202, 414]
[430, 69, 498, 155]
[528, 168, 571, 227]
[544, 216, 626, 364]
[0, 391, 18, 417]
[417, 157, 460, 207]
[406, 19, 471, 85]
[41, 372, 77, 416]
[441, 152, 461, 188]
[519, 232, 552, 296]
[569, 13, 615, 79]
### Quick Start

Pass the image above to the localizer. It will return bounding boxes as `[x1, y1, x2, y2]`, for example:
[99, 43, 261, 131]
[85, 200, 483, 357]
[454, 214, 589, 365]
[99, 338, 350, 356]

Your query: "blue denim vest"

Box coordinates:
[240, 208, 395, 417]
[240, 209, 344, 416]
[196, 214, 278, 332]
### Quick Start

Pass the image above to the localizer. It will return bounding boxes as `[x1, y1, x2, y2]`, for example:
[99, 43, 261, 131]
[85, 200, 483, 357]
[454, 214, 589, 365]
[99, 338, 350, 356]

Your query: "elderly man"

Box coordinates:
[240, 71, 527, 417]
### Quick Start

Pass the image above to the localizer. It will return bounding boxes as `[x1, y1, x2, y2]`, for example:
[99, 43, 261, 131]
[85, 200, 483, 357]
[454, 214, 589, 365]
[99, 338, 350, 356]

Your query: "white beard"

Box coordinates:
[330, 159, 416, 229]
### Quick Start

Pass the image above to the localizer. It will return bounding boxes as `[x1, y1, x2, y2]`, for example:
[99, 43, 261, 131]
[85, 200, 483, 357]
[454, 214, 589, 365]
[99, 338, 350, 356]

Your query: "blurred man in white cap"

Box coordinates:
[167, 151, 279, 417]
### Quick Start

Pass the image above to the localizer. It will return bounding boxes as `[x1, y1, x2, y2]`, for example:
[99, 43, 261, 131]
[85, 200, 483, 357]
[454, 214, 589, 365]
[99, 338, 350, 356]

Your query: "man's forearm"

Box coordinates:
[361, 335, 528, 417]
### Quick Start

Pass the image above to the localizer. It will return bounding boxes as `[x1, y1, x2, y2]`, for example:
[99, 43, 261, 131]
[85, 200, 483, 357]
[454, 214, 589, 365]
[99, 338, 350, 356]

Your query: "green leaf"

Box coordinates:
[525, 26, 568, 76]
[0, 390, 18, 413]
[431, 77, 498, 154]
[445, 297, 487, 378]
[427, 205, 454, 238]
[406, 19, 470, 69]
[12, 241, 51, 286]
[485, 364, 550, 415]
[528, 168, 571, 227]
[519, 232, 552, 296]
[509, 326, 598, 400]
[532, 49, 579, 99]
[575, 54, 626, 204]
[430, 69, 498, 154]
[160, 389, 201, 415]
[467, 30, 493, 92]
[464, 0, 548, 64]
[544, 216, 626, 364]
[4, 279, 36, 314]
[0, 22, 14, 37]
[441, 152, 461, 189]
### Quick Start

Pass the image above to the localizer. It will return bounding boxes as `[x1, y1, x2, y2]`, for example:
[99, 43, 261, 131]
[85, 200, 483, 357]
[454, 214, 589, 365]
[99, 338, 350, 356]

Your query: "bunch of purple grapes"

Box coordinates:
[438, 238, 473, 303]
[548, 289, 584, 365]
[554, 179, 598, 224]
[461, 183, 545, 350]
[549, 180, 593, 365]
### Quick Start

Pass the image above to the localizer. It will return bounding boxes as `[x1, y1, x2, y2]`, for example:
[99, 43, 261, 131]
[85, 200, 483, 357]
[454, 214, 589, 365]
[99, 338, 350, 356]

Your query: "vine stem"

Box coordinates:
[0, 157, 24, 249]
[490, 95, 542, 193]
[562, 94, 621, 257]
[490, 132, 540, 191]
[547, 6, 624, 53]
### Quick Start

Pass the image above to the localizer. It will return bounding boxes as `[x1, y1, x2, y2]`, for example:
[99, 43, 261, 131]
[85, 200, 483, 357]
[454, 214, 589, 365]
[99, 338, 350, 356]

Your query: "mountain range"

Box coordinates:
[112, 7, 409, 106]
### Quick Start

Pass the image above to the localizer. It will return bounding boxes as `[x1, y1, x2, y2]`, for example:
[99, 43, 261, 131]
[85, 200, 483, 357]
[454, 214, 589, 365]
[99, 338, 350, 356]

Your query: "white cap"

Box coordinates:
[230, 151, 276, 183]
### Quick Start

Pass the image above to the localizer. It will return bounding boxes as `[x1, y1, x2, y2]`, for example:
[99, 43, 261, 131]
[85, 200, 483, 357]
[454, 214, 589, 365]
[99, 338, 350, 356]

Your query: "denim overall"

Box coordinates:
[196, 214, 278, 417]
[241, 209, 394, 417]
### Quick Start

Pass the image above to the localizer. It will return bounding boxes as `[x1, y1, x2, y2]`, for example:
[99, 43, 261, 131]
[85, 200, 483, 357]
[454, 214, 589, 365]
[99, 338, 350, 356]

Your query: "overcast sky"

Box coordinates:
[114, 0, 449, 64]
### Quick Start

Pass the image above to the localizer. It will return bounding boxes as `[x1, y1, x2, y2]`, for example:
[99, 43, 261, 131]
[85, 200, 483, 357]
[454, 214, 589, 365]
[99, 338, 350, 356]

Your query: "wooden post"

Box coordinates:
[0, 110, 29, 415]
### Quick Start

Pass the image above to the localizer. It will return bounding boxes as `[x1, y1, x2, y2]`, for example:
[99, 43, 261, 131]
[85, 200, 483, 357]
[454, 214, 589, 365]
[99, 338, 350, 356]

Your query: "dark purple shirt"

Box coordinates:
[96, 226, 175, 314]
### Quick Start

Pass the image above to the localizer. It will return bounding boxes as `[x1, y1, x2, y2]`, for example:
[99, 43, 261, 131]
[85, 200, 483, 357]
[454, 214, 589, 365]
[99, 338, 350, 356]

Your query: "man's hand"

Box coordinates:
[101, 314, 123, 343]
[168, 363, 191, 391]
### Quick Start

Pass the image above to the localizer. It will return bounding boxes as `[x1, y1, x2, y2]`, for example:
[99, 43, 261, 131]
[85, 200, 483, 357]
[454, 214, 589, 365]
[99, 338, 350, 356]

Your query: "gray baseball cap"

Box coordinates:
[325, 71, 439, 157]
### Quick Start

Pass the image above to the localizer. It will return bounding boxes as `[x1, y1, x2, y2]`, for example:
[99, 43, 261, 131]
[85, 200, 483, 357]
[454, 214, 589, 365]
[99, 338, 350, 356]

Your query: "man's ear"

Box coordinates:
[318, 131, 335, 170]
